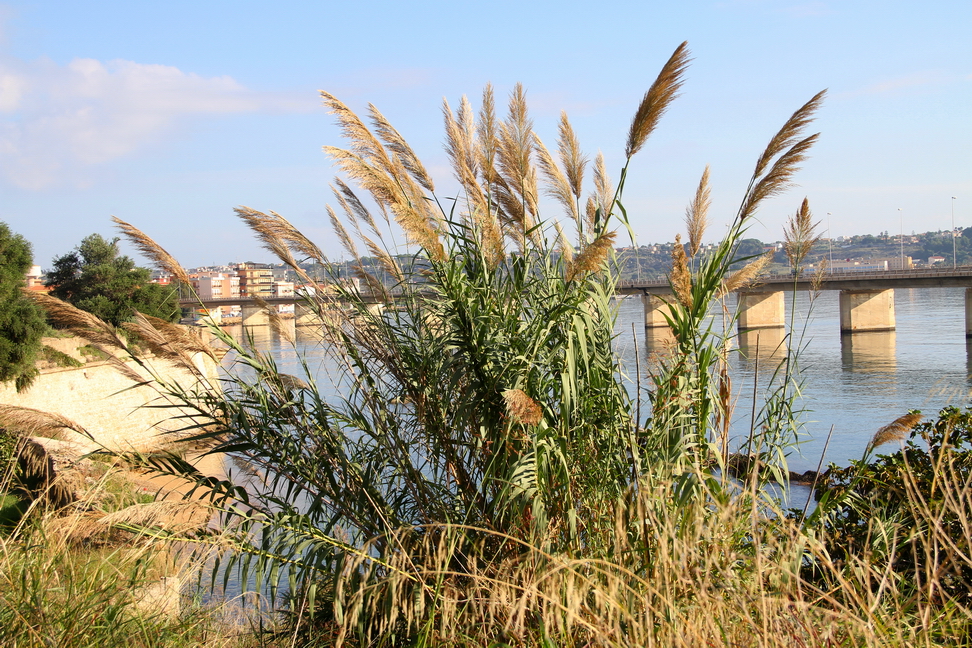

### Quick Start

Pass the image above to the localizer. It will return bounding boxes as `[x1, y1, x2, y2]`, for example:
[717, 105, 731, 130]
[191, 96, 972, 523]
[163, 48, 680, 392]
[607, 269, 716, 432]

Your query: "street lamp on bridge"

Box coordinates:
[953, 196, 958, 268]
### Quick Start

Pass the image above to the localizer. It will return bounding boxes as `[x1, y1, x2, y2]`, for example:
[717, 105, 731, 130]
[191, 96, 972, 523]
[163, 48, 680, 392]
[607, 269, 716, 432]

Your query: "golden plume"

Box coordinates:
[869, 412, 923, 451]
[0, 404, 88, 439]
[592, 152, 613, 234]
[111, 217, 190, 286]
[784, 197, 821, 269]
[503, 389, 543, 426]
[558, 112, 587, 202]
[685, 166, 711, 257]
[553, 220, 574, 266]
[368, 103, 435, 193]
[535, 133, 579, 224]
[738, 90, 825, 222]
[477, 84, 499, 187]
[670, 234, 693, 310]
[719, 250, 772, 297]
[625, 42, 691, 159]
[566, 231, 616, 282]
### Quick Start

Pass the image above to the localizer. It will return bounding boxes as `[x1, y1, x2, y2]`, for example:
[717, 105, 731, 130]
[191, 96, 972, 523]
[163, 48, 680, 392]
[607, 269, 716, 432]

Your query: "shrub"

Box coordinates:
[809, 407, 972, 604]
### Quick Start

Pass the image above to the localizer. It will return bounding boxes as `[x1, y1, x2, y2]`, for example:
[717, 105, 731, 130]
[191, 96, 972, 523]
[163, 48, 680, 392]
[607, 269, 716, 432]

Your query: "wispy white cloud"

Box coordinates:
[850, 71, 945, 97]
[0, 55, 311, 189]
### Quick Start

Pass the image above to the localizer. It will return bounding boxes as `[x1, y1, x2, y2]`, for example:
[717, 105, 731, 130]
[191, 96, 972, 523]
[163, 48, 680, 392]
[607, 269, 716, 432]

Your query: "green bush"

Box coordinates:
[809, 407, 972, 603]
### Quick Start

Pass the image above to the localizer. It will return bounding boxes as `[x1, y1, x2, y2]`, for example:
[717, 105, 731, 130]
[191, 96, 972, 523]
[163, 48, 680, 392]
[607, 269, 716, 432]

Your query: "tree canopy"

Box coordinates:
[45, 234, 180, 327]
[0, 223, 47, 391]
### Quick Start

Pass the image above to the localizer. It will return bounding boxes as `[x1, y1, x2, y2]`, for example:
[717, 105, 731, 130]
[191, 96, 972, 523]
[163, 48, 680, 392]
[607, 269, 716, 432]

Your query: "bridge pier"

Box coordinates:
[737, 291, 785, 331]
[839, 289, 895, 333]
[295, 304, 318, 327]
[965, 289, 972, 337]
[241, 304, 270, 327]
[642, 294, 670, 328]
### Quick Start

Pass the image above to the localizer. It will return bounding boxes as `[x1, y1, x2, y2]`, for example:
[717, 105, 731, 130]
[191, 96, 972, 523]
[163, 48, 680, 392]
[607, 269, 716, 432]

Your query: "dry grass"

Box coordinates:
[326, 478, 972, 647]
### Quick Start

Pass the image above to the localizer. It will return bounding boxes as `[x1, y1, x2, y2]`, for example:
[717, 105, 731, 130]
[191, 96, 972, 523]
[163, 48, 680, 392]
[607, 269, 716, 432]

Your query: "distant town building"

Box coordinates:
[235, 263, 273, 299]
[928, 256, 946, 265]
[25, 265, 45, 290]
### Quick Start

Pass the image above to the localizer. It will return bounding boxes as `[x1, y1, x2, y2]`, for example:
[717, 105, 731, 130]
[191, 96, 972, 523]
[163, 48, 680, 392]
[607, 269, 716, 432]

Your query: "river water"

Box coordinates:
[225, 285, 972, 478]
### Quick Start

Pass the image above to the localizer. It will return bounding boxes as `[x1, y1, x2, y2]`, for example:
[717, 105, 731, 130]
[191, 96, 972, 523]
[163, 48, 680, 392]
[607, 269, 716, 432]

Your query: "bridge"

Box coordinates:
[183, 266, 972, 335]
[619, 266, 972, 335]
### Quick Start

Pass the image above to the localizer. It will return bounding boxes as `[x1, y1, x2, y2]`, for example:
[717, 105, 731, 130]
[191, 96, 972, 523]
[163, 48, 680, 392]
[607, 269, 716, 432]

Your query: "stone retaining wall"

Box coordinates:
[0, 337, 220, 453]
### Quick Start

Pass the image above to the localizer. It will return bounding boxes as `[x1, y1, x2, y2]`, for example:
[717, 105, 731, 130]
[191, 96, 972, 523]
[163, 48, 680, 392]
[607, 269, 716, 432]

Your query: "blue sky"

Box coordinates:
[1, 0, 969, 269]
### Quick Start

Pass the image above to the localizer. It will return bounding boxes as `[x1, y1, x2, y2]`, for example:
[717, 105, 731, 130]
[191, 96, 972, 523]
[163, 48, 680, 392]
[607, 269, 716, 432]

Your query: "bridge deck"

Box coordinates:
[619, 267, 972, 295]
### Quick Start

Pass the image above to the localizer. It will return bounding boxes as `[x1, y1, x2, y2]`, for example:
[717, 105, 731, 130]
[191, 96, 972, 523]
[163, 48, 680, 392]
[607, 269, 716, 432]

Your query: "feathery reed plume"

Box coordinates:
[369, 103, 435, 192]
[235, 206, 326, 266]
[784, 198, 820, 268]
[477, 84, 499, 186]
[738, 91, 825, 222]
[553, 220, 574, 265]
[811, 257, 828, 293]
[685, 166, 711, 256]
[320, 91, 395, 176]
[535, 133, 579, 223]
[333, 178, 383, 234]
[359, 234, 404, 284]
[111, 217, 190, 286]
[719, 250, 772, 297]
[235, 207, 301, 269]
[753, 90, 826, 180]
[503, 389, 542, 426]
[869, 412, 923, 451]
[592, 152, 613, 234]
[0, 404, 88, 438]
[625, 42, 691, 159]
[497, 83, 539, 229]
[566, 231, 616, 282]
[558, 112, 587, 202]
[670, 234, 693, 310]
[27, 291, 128, 352]
[443, 96, 480, 191]
[121, 312, 214, 377]
[327, 205, 360, 260]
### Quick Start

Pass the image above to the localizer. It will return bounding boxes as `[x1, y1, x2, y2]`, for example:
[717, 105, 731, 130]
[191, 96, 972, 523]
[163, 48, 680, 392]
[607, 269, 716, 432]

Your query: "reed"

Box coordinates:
[61, 41, 972, 647]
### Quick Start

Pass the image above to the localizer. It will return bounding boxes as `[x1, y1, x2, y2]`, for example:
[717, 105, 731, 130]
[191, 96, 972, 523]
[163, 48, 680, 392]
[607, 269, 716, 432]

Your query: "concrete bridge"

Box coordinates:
[181, 294, 389, 327]
[184, 266, 972, 335]
[619, 266, 972, 335]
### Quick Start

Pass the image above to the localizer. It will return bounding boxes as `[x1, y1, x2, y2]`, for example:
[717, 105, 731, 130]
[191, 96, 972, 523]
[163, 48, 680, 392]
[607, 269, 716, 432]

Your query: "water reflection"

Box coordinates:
[840, 331, 897, 373]
[737, 328, 787, 366]
[644, 327, 676, 361]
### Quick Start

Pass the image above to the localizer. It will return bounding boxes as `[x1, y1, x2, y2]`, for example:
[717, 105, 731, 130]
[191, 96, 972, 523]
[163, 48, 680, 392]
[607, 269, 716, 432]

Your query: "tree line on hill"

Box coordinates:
[0, 224, 180, 392]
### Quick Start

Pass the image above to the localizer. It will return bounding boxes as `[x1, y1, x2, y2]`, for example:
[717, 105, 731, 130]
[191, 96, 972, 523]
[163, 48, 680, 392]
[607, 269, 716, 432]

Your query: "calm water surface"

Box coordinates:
[230, 286, 972, 475]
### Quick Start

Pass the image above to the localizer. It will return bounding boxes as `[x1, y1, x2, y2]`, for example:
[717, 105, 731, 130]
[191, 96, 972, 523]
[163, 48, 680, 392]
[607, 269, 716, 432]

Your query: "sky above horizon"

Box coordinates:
[1, 1, 969, 270]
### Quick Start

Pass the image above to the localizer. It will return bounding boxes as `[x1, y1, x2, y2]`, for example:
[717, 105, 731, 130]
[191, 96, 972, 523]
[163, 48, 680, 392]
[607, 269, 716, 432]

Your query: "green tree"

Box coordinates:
[0, 223, 47, 391]
[45, 234, 180, 327]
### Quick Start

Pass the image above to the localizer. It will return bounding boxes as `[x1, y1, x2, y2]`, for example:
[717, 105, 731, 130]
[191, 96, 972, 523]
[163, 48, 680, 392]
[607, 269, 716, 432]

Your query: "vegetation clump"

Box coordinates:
[45, 233, 181, 327]
[0, 222, 47, 392]
[14, 42, 972, 647]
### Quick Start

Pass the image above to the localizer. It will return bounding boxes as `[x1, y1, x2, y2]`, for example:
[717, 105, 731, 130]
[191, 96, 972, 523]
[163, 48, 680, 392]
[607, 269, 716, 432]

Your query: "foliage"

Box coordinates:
[45, 233, 180, 327]
[44, 43, 972, 647]
[0, 222, 47, 392]
[808, 407, 972, 604]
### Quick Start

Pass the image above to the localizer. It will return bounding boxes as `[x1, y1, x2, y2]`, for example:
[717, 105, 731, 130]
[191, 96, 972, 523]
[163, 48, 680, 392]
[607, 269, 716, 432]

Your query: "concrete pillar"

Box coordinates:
[964, 288, 972, 337]
[839, 289, 895, 333]
[295, 303, 318, 327]
[737, 291, 785, 331]
[642, 294, 670, 329]
[241, 304, 269, 327]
